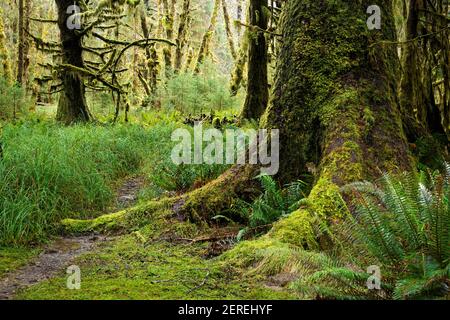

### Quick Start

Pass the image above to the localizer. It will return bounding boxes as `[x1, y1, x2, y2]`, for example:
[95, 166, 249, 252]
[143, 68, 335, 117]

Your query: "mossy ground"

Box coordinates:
[0, 247, 41, 278]
[15, 222, 298, 300]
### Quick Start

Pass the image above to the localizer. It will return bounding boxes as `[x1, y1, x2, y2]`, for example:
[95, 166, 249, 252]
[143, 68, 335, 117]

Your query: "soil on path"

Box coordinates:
[0, 176, 145, 300]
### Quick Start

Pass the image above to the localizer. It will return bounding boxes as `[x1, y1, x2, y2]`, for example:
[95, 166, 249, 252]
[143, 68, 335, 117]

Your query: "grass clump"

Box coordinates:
[16, 231, 297, 300]
[0, 121, 169, 245]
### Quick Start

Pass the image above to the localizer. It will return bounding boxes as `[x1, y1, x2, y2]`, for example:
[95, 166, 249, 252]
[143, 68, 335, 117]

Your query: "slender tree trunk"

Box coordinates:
[17, 0, 25, 85]
[229, 39, 247, 95]
[23, 0, 31, 87]
[195, 0, 220, 72]
[174, 0, 191, 71]
[0, 8, 12, 83]
[222, 0, 236, 60]
[140, 4, 158, 94]
[263, 0, 411, 185]
[55, 0, 91, 124]
[240, 0, 269, 120]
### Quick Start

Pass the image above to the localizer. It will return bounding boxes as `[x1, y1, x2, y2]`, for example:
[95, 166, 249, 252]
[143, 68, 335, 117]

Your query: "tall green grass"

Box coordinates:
[0, 121, 173, 245]
[0, 119, 233, 245]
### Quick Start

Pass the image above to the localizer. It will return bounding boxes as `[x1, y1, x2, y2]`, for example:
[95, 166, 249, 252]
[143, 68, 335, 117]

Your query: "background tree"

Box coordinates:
[240, 0, 268, 120]
[54, 0, 90, 123]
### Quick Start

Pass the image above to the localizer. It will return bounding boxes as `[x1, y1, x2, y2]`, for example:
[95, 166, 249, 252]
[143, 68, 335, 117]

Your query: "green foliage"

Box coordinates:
[294, 165, 450, 300]
[236, 175, 308, 240]
[414, 134, 448, 171]
[140, 123, 231, 195]
[0, 121, 167, 245]
[0, 247, 41, 277]
[153, 61, 243, 115]
[0, 77, 30, 120]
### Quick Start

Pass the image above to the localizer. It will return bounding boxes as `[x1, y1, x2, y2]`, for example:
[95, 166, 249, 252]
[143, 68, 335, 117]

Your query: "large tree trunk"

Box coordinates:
[55, 0, 91, 124]
[240, 0, 269, 120]
[0, 7, 12, 83]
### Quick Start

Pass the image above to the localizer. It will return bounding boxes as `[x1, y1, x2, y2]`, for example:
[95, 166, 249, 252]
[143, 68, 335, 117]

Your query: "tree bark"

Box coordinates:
[55, 0, 91, 124]
[17, 0, 25, 85]
[221, 0, 236, 60]
[262, 0, 412, 185]
[240, 0, 269, 120]
[140, 4, 158, 95]
[174, 0, 191, 71]
[195, 0, 220, 73]
[0, 8, 12, 83]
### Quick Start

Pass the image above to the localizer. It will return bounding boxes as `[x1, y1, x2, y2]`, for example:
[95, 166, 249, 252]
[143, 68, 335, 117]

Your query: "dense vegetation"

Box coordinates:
[0, 0, 448, 301]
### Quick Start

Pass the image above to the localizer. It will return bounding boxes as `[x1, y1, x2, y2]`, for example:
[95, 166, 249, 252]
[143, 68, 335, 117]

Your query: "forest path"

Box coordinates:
[0, 176, 145, 300]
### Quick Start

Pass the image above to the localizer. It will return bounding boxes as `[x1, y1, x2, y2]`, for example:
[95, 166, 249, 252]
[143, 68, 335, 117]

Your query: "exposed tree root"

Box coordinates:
[62, 165, 260, 235]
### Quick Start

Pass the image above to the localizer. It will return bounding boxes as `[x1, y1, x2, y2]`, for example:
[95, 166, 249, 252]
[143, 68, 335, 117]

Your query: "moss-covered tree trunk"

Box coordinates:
[162, 0, 176, 76]
[263, 0, 411, 185]
[140, 4, 158, 95]
[174, 0, 191, 72]
[240, 0, 269, 120]
[221, 0, 236, 60]
[55, 0, 91, 124]
[0, 8, 12, 83]
[195, 0, 220, 73]
[64, 0, 414, 244]
[17, 0, 25, 85]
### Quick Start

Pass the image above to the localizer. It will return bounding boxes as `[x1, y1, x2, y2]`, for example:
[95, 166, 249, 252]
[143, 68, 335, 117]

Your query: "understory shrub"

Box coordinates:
[152, 61, 243, 115]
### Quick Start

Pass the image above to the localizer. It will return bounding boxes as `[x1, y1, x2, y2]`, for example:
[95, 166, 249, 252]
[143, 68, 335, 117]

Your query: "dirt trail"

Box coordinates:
[0, 176, 145, 300]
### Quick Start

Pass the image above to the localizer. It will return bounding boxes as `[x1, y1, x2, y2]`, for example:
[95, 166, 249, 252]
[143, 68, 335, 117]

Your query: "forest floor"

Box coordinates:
[0, 176, 297, 300]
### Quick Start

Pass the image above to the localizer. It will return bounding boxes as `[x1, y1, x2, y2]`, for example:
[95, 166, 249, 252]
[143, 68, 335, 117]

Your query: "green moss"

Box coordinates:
[269, 210, 318, 249]
[62, 198, 176, 235]
[0, 247, 41, 277]
[16, 231, 296, 300]
[221, 237, 332, 291]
